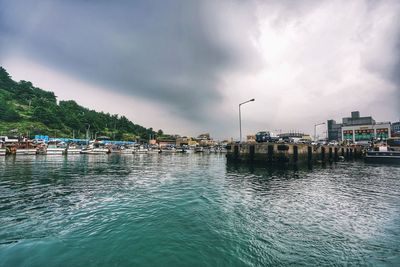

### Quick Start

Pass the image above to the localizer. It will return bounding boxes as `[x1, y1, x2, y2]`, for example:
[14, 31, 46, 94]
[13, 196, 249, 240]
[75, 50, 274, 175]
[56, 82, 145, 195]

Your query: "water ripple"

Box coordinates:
[0, 155, 399, 266]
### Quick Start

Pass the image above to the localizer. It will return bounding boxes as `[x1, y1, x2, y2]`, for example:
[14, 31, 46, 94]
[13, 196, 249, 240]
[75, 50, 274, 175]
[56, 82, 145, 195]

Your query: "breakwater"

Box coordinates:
[226, 143, 362, 165]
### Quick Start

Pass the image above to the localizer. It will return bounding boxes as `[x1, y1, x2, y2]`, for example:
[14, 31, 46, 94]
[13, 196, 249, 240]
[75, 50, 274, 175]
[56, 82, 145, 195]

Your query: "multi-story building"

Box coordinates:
[328, 111, 391, 143]
[342, 111, 375, 126]
[327, 120, 342, 141]
[391, 121, 400, 137]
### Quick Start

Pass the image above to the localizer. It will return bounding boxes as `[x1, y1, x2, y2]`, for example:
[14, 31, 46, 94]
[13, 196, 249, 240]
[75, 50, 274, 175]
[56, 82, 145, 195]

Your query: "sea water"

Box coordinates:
[0, 154, 399, 266]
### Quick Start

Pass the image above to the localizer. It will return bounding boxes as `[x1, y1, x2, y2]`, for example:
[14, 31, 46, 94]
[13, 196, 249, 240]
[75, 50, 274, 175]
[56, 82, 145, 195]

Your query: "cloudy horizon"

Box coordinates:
[1, 0, 399, 139]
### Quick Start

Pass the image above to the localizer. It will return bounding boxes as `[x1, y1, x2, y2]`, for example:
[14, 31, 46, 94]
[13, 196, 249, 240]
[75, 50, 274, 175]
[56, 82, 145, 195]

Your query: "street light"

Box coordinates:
[239, 98, 255, 143]
[314, 122, 325, 141]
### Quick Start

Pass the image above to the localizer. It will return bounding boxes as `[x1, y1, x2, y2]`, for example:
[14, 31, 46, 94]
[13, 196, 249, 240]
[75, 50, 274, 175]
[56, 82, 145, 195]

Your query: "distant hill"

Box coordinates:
[0, 66, 160, 141]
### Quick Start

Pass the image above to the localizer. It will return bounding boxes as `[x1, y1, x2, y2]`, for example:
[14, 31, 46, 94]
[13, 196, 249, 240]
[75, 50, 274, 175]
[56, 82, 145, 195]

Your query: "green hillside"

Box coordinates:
[0, 66, 159, 140]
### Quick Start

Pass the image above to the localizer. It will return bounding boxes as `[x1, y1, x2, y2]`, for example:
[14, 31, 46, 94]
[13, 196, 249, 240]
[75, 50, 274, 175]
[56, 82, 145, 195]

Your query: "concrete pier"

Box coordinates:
[226, 143, 362, 165]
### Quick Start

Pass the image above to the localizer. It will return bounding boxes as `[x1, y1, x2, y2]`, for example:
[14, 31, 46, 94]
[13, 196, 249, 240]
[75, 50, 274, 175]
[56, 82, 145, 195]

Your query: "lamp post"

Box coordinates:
[314, 122, 325, 141]
[239, 98, 255, 143]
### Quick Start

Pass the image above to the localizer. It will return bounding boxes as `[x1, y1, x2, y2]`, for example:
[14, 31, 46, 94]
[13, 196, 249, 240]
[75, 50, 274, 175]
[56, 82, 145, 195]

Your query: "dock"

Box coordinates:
[226, 143, 362, 165]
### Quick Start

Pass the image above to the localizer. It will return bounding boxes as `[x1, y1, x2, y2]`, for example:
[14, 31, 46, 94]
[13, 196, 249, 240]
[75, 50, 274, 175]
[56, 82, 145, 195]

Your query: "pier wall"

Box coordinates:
[226, 143, 361, 165]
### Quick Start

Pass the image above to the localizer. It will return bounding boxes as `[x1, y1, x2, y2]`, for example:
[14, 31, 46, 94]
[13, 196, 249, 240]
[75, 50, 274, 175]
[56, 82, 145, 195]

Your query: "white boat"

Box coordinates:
[16, 149, 37, 155]
[67, 148, 81, 154]
[120, 147, 134, 154]
[110, 146, 134, 154]
[46, 141, 66, 155]
[0, 142, 6, 156]
[147, 148, 161, 154]
[160, 147, 176, 153]
[80, 148, 110, 154]
[134, 146, 149, 154]
[80, 142, 110, 154]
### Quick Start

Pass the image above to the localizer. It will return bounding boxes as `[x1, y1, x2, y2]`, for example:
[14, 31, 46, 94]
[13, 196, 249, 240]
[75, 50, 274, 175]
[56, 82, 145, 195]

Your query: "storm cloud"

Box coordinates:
[1, 0, 399, 138]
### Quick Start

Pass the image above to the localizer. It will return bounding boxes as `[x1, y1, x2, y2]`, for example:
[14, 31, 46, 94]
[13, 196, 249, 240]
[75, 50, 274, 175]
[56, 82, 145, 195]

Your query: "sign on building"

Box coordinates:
[355, 129, 374, 141]
[376, 128, 389, 140]
[343, 130, 353, 140]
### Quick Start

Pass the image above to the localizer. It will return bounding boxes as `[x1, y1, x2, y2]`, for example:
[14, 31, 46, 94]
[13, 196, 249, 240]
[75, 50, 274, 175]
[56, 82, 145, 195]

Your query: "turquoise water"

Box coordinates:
[0, 154, 400, 266]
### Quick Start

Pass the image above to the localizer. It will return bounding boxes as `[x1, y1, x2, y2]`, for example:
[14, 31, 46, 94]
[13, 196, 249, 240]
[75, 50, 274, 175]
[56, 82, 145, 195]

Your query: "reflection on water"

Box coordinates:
[0, 154, 400, 267]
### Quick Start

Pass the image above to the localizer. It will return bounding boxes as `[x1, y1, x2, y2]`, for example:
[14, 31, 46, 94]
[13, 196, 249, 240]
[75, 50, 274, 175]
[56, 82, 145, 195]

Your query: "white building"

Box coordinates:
[342, 122, 391, 143]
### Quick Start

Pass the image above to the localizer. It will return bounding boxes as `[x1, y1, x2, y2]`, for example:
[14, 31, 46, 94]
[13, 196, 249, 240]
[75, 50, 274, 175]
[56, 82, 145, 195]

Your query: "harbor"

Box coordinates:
[1, 151, 400, 266]
[227, 111, 400, 165]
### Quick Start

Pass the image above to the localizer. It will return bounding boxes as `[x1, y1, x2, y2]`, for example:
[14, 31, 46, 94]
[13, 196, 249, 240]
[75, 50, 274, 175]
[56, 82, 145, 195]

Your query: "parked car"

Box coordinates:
[256, 131, 279, 143]
[328, 141, 339, 146]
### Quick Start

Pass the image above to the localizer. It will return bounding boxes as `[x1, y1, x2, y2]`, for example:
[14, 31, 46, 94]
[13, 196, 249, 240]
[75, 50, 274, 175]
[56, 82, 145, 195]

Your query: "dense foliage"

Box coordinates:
[0, 67, 158, 140]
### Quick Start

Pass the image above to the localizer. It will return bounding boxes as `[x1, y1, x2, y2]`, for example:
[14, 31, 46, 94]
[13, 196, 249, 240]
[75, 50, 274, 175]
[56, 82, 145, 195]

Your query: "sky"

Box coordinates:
[1, 0, 399, 140]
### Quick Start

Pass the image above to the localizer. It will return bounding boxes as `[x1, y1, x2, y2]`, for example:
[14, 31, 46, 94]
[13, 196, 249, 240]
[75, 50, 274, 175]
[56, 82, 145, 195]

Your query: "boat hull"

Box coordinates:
[16, 149, 37, 155]
[365, 156, 400, 164]
[46, 149, 66, 155]
[80, 149, 110, 154]
[365, 151, 400, 164]
[67, 149, 81, 154]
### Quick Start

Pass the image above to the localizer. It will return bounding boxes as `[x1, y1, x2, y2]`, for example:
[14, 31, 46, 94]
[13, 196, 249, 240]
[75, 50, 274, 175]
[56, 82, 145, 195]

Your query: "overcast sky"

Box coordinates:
[1, 0, 399, 139]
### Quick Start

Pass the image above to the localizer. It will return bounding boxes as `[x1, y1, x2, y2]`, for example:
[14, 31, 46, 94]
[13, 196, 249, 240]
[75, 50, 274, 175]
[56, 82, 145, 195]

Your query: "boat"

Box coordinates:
[15, 141, 37, 155]
[119, 146, 134, 154]
[0, 141, 6, 156]
[365, 145, 400, 164]
[147, 148, 161, 154]
[160, 146, 176, 153]
[134, 146, 149, 154]
[66, 143, 82, 154]
[194, 147, 204, 153]
[46, 141, 66, 155]
[80, 142, 110, 154]
[110, 145, 134, 154]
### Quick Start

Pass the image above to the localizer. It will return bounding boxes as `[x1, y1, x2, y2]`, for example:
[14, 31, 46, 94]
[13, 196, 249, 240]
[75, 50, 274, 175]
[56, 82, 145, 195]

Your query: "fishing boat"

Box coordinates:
[365, 145, 400, 164]
[80, 142, 110, 154]
[15, 141, 37, 155]
[134, 145, 149, 154]
[66, 143, 82, 154]
[46, 141, 66, 155]
[110, 145, 134, 154]
[160, 146, 176, 153]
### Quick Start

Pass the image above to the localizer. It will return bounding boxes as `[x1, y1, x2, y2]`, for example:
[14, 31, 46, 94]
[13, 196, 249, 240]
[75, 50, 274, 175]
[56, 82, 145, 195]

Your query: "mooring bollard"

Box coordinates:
[321, 146, 326, 162]
[249, 145, 255, 162]
[234, 145, 239, 161]
[268, 145, 274, 162]
[308, 146, 312, 163]
[293, 145, 298, 163]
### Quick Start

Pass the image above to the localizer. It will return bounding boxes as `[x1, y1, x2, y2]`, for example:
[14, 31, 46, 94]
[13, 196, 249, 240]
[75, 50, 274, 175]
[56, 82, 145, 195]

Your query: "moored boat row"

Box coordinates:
[0, 139, 228, 156]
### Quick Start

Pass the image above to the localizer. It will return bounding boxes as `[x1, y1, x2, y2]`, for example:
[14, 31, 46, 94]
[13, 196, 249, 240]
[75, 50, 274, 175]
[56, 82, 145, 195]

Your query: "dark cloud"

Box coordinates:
[0, 0, 259, 123]
[1, 0, 399, 138]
